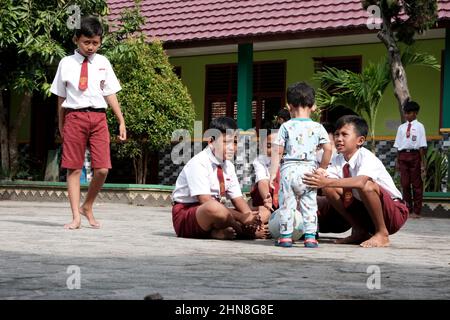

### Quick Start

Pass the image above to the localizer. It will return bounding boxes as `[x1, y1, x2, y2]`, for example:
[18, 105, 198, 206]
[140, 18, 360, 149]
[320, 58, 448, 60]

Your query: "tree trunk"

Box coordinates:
[377, 17, 410, 122]
[9, 91, 32, 178]
[133, 150, 149, 184]
[0, 91, 10, 177]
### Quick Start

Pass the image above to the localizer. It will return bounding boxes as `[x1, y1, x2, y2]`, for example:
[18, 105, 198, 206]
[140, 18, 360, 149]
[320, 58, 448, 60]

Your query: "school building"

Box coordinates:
[107, 0, 450, 190]
[3, 1, 450, 205]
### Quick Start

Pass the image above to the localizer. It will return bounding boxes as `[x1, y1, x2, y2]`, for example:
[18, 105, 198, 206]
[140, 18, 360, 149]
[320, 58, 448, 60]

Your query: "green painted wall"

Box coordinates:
[170, 38, 444, 136]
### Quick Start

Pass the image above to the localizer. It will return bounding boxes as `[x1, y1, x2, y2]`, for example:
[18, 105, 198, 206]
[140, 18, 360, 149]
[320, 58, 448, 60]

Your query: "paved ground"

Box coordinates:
[0, 200, 449, 300]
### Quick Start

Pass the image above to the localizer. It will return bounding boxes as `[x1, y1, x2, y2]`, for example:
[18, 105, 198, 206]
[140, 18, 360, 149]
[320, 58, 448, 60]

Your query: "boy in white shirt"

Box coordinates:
[304, 115, 409, 248]
[50, 16, 126, 229]
[394, 101, 428, 219]
[250, 131, 279, 225]
[172, 117, 261, 239]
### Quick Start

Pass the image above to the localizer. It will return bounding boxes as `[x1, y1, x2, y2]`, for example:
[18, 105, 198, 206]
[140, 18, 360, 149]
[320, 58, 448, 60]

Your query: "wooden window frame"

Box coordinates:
[204, 60, 286, 130]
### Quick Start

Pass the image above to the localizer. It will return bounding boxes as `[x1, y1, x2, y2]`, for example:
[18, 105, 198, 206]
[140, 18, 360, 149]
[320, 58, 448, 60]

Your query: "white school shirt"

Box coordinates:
[252, 154, 271, 183]
[326, 147, 402, 200]
[171, 146, 243, 204]
[50, 50, 121, 109]
[393, 119, 427, 151]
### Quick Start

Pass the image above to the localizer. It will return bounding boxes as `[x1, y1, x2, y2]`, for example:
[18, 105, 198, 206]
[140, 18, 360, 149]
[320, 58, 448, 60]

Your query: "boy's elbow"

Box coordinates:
[322, 143, 332, 152]
[356, 176, 371, 189]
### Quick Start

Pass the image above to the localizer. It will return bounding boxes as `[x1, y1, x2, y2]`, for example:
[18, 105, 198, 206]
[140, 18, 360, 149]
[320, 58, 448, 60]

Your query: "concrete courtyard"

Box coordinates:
[0, 200, 449, 300]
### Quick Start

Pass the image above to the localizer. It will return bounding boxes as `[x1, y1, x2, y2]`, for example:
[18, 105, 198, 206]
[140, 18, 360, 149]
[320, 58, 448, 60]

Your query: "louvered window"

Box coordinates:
[313, 56, 362, 73]
[205, 61, 286, 129]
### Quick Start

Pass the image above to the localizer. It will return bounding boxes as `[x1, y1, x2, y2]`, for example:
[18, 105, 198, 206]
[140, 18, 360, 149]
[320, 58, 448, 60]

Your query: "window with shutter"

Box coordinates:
[205, 61, 286, 130]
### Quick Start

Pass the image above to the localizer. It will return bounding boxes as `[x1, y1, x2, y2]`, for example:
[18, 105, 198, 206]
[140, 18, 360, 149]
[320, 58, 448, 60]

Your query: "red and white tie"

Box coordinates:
[78, 57, 88, 91]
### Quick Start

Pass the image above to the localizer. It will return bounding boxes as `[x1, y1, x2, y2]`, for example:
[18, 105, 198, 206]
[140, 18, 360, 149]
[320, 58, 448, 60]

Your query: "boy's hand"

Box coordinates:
[303, 172, 328, 188]
[241, 210, 260, 226]
[269, 174, 276, 189]
[263, 193, 274, 212]
[421, 163, 426, 180]
[314, 168, 328, 177]
[118, 123, 127, 141]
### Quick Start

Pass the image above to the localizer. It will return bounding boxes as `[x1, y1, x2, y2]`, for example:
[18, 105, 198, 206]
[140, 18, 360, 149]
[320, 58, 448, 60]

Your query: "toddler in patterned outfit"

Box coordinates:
[270, 82, 332, 248]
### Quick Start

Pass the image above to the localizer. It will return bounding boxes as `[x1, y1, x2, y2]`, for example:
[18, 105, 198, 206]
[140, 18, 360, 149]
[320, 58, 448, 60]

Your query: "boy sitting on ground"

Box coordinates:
[171, 117, 264, 240]
[304, 115, 409, 248]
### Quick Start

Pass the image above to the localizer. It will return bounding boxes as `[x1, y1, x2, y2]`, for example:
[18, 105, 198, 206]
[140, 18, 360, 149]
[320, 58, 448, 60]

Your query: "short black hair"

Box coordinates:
[277, 109, 291, 122]
[261, 119, 277, 131]
[286, 81, 315, 108]
[403, 100, 420, 113]
[209, 116, 237, 133]
[336, 115, 368, 138]
[322, 122, 336, 134]
[75, 16, 103, 39]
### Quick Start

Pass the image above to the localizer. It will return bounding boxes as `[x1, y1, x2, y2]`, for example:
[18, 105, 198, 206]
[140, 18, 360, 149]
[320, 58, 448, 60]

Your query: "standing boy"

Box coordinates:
[394, 101, 427, 219]
[171, 117, 262, 240]
[304, 116, 409, 248]
[50, 16, 126, 229]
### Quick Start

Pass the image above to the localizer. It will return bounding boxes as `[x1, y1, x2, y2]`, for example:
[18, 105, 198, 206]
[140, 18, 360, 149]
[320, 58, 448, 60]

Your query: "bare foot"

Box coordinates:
[64, 219, 81, 230]
[360, 233, 390, 248]
[79, 207, 100, 229]
[335, 230, 370, 245]
[409, 213, 421, 219]
[254, 224, 271, 239]
[211, 227, 236, 240]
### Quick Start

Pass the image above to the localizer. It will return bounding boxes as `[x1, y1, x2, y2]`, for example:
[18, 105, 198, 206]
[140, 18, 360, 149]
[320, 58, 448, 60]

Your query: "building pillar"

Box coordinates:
[441, 28, 450, 188]
[237, 43, 253, 130]
[442, 28, 450, 129]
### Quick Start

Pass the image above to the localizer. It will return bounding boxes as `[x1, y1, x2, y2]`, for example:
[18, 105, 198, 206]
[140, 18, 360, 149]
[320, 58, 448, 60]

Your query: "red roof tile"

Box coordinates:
[107, 0, 450, 45]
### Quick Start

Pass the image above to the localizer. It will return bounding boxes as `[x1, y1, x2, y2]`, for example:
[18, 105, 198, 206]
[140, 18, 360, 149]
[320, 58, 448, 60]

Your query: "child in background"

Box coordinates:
[394, 101, 427, 219]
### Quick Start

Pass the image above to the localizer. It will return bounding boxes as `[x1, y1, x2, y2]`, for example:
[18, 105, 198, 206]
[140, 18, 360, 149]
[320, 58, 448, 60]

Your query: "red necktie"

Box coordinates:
[406, 122, 411, 138]
[217, 165, 225, 198]
[271, 169, 281, 208]
[342, 163, 353, 208]
[78, 57, 88, 91]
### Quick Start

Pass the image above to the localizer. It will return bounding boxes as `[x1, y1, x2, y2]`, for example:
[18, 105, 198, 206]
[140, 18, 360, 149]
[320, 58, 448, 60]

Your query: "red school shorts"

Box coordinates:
[348, 186, 409, 234]
[172, 202, 210, 238]
[61, 111, 111, 169]
[319, 186, 409, 235]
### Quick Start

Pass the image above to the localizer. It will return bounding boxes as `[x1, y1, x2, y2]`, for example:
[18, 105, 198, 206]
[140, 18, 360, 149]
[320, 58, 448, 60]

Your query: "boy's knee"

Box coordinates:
[95, 168, 109, 176]
[360, 180, 378, 194]
[203, 200, 230, 222]
[322, 187, 340, 199]
[67, 168, 82, 175]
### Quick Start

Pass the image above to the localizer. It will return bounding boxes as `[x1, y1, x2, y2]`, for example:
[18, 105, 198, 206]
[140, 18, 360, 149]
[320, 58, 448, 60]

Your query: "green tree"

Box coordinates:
[0, 0, 108, 179]
[315, 49, 439, 150]
[362, 0, 438, 120]
[103, 3, 195, 184]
